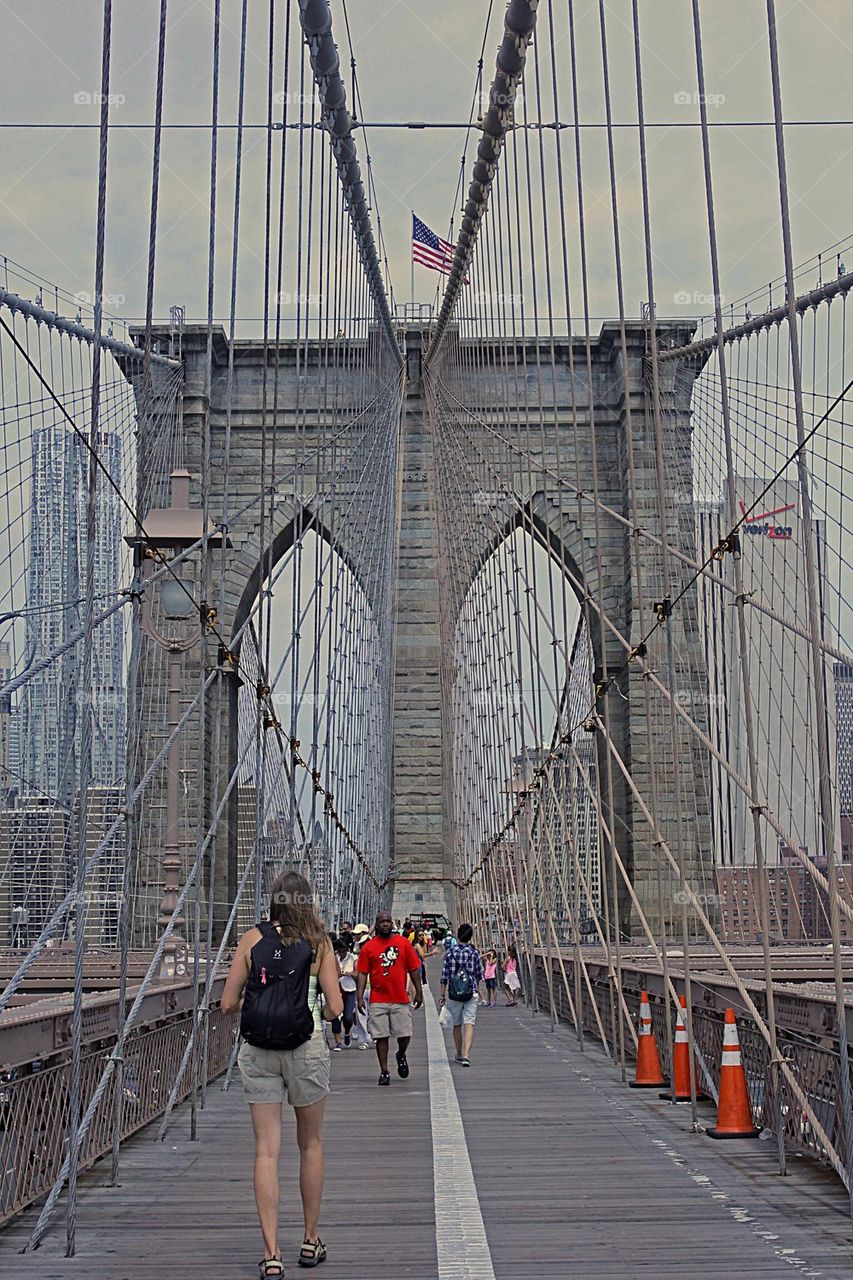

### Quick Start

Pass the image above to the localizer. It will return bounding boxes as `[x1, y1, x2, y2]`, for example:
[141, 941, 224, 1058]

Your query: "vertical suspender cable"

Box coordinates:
[630, 0, 700, 1129]
[594, 0, 676, 1086]
[690, 0, 786, 1175]
[765, 0, 853, 1214]
[199, 0, 222, 1110]
[67, 0, 112, 1256]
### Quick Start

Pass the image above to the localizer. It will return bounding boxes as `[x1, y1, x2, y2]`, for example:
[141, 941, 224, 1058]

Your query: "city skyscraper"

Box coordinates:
[696, 477, 834, 867]
[0, 796, 69, 946]
[19, 424, 126, 803]
[833, 662, 853, 861]
[0, 641, 20, 803]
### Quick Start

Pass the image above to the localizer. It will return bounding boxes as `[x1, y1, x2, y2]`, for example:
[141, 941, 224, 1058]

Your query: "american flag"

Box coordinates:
[412, 214, 456, 277]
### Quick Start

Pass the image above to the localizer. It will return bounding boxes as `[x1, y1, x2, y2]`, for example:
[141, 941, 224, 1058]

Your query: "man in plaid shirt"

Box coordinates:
[439, 923, 484, 1066]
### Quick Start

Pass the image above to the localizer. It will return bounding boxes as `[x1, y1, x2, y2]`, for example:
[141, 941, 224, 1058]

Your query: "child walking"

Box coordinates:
[482, 949, 498, 1006]
[503, 944, 521, 1006]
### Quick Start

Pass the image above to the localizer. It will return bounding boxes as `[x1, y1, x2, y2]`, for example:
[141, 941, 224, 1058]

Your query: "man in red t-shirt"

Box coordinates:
[356, 910, 423, 1086]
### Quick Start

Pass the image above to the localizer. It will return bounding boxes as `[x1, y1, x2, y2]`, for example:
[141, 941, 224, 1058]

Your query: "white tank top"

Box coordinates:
[307, 974, 324, 1031]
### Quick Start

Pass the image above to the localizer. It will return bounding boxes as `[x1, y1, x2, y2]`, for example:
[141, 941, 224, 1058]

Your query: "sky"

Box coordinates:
[0, 1, 851, 333]
[0, 1, 850, 878]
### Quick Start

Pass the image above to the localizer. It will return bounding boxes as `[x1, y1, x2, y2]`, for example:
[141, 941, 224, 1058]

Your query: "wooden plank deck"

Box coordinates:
[3, 978, 852, 1279]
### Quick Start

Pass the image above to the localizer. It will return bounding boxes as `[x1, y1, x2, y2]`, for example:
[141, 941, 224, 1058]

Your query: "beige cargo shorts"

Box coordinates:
[238, 1034, 330, 1107]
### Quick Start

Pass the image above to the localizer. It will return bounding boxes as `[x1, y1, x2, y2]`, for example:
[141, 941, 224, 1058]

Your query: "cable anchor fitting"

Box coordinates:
[652, 597, 672, 621]
[711, 533, 740, 561]
[217, 644, 237, 669]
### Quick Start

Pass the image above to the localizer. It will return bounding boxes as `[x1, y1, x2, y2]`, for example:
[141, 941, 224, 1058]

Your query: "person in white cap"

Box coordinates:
[350, 925, 373, 1048]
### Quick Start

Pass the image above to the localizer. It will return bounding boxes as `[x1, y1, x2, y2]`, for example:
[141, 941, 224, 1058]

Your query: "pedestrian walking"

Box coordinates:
[503, 944, 521, 1006]
[412, 930, 428, 989]
[350, 924, 373, 1048]
[439, 923, 484, 1067]
[221, 869, 343, 1278]
[352, 922, 371, 948]
[482, 948, 498, 1006]
[330, 936, 358, 1049]
[356, 910, 423, 1085]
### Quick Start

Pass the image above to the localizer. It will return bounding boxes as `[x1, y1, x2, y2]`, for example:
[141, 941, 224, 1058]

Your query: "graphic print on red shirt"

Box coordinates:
[356, 934, 421, 1004]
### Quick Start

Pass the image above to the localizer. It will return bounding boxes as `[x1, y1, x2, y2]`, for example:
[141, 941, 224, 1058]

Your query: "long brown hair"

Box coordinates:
[268, 869, 328, 953]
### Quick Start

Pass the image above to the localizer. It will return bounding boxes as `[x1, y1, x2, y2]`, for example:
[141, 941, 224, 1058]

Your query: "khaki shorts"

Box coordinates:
[238, 1034, 330, 1107]
[367, 1001, 413, 1040]
[446, 996, 478, 1027]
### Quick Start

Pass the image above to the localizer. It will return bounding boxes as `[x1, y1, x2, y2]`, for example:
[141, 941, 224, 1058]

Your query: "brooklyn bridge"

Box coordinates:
[0, 0, 852, 1276]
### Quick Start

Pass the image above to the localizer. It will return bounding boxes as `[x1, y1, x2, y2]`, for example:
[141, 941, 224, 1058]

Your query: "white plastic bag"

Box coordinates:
[438, 1003, 453, 1030]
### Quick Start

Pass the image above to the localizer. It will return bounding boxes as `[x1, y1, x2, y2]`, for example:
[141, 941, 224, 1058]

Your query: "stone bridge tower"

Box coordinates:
[131, 321, 712, 940]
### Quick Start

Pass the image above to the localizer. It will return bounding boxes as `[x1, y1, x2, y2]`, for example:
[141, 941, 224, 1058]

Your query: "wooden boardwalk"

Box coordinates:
[4, 981, 853, 1280]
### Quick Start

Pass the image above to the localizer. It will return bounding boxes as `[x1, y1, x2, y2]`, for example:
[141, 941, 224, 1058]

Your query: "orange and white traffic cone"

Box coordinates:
[660, 995, 709, 1102]
[630, 991, 667, 1089]
[707, 1008, 760, 1139]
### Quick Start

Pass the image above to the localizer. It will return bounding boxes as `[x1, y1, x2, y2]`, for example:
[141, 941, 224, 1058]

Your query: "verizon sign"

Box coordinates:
[740, 498, 796, 540]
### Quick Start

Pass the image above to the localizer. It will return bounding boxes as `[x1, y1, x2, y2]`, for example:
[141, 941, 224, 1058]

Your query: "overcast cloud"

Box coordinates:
[0, 1, 851, 332]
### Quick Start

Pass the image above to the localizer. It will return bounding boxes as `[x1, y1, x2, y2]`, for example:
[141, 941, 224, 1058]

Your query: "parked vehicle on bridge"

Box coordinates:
[409, 913, 452, 942]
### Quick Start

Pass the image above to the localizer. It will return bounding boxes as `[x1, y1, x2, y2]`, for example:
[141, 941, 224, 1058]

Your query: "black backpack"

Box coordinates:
[240, 922, 316, 1051]
[447, 946, 475, 1002]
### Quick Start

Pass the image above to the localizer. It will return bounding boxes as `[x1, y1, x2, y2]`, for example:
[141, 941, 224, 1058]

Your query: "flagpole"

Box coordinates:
[410, 210, 415, 309]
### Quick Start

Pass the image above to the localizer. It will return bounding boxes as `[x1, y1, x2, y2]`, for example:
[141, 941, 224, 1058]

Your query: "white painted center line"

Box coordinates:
[424, 993, 496, 1280]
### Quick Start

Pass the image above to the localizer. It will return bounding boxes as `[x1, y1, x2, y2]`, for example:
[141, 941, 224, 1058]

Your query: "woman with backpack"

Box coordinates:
[221, 870, 343, 1278]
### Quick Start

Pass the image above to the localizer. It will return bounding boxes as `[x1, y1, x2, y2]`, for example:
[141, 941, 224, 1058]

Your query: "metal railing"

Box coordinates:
[534, 955, 851, 1183]
[0, 995, 238, 1225]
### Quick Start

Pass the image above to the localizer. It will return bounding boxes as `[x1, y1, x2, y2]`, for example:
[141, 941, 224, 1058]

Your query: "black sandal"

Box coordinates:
[297, 1238, 327, 1268]
[259, 1258, 285, 1279]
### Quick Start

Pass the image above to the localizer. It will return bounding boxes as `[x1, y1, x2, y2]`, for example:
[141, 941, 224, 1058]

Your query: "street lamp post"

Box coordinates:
[126, 469, 227, 980]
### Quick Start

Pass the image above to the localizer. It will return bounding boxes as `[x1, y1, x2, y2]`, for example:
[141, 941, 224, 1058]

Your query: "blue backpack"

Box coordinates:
[447, 946, 475, 1002]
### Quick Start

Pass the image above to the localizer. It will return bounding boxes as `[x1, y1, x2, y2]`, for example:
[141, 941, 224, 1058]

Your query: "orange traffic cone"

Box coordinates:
[629, 991, 668, 1088]
[707, 1008, 760, 1139]
[660, 995, 709, 1102]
